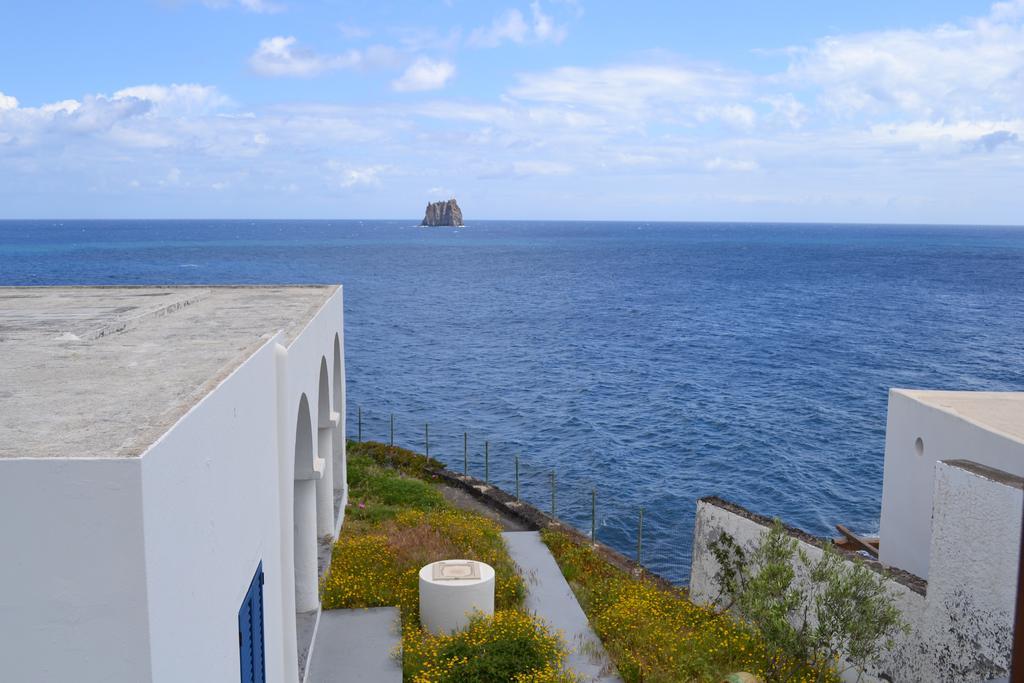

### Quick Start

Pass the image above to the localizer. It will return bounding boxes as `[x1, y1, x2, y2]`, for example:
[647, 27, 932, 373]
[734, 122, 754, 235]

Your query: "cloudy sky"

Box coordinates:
[1, 0, 1022, 223]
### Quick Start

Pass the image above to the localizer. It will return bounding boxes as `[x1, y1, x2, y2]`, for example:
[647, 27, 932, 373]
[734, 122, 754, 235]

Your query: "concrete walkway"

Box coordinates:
[502, 531, 621, 682]
[306, 607, 402, 683]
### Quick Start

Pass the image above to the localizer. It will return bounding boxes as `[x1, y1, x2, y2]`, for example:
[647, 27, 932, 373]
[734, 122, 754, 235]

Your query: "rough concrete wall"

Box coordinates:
[920, 460, 1021, 681]
[691, 498, 928, 683]
[691, 462, 1022, 683]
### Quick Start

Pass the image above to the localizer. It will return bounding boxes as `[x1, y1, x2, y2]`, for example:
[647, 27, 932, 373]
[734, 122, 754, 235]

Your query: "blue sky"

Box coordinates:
[1, 0, 1021, 222]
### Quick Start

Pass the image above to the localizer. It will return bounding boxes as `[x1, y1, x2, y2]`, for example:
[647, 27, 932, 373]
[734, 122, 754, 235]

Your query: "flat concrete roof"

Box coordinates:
[897, 389, 1024, 445]
[0, 286, 337, 459]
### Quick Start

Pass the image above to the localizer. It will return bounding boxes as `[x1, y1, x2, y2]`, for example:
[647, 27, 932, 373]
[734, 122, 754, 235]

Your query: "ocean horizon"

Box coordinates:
[3, 218, 1023, 583]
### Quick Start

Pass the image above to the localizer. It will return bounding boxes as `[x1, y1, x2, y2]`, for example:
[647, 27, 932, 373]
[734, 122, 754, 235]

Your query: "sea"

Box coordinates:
[3, 219, 1023, 584]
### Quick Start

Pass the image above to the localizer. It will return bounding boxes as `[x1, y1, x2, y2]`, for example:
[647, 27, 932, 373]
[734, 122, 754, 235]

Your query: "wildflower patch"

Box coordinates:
[322, 444, 575, 681]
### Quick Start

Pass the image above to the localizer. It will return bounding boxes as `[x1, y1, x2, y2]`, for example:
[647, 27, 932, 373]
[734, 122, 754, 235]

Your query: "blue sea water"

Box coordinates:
[3, 219, 1023, 583]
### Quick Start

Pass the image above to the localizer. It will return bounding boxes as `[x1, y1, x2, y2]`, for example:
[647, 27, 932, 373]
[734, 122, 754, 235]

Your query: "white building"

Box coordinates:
[878, 389, 1024, 579]
[0, 286, 347, 683]
[691, 388, 1024, 682]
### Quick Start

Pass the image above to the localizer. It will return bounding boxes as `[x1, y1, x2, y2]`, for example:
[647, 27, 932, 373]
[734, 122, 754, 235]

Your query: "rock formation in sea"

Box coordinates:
[421, 199, 464, 227]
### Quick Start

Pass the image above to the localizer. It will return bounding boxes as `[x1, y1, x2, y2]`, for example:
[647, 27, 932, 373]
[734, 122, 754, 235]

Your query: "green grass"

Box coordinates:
[345, 450, 446, 523]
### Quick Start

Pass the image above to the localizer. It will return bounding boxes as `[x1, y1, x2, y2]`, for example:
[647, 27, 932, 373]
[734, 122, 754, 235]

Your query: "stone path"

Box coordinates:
[502, 531, 622, 682]
[305, 607, 402, 683]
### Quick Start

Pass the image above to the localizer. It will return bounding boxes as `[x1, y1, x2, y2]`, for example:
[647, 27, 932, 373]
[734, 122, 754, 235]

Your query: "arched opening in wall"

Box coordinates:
[332, 334, 345, 495]
[293, 394, 318, 613]
[315, 357, 335, 536]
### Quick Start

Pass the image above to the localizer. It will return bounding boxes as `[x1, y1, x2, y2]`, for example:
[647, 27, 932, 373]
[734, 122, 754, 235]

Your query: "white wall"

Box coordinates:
[0, 286, 347, 683]
[332, 331, 347, 513]
[140, 335, 286, 683]
[277, 286, 346, 680]
[690, 499, 925, 682]
[0, 458, 152, 683]
[879, 389, 1024, 578]
[691, 457, 1023, 683]
[924, 460, 1020, 680]
[142, 286, 345, 683]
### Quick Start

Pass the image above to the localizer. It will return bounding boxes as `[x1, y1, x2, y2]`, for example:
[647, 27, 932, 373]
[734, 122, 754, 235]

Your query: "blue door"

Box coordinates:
[238, 563, 266, 683]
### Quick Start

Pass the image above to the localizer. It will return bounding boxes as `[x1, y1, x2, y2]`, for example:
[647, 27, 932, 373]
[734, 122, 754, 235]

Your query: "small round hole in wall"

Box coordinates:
[914, 437, 924, 457]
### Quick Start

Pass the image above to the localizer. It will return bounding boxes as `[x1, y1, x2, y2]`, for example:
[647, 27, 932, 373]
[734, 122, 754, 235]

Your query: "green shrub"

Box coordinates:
[348, 440, 445, 478]
[709, 521, 908, 682]
[402, 610, 579, 683]
[542, 529, 817, 683]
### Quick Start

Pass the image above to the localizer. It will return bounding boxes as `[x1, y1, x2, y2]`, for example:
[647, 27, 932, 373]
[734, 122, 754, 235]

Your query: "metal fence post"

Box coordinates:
[390, 414, 394, 447]
[463, 432, 468, 475]
[484, 441, 489, 484]
[425, 422, 429, 458]
[357, 406, 361, 443]
[637, 507, 644, 565]
[591, 488, 596, 541]
[550, 471, 556, 517]
[515, 454, 520, 501]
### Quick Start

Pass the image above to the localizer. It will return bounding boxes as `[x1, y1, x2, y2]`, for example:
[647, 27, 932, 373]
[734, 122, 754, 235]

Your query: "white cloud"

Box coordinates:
[786, 2, 1024, 120]
[530, 1, 567, 44]
[201, 0, 284, 14]
[761, 94, 807, 129]
[990, 0, 1024, 21]
[338, 23, 371, 39]
[508, 64, 748, 119]
[40, 99, 81, 115]
[249, 37, 359, 77]
[481, 160, 574, 178]
[696, 104, 757, 129]
[113, 84, 231, 114]
[238, 0, 284, 13]
[328, 162, 388, 188]
[864, 118, 1024, 146]
[392, 58, 456, 92]
[5, 3, 1024, 223]
[513, 159, 572, 175]
[469, 2, 567, 47]
[704, 157, 759, 172]
[248, 36, 401, 78]
[161, 167, 182, 186]
[469, 9, 529, 47]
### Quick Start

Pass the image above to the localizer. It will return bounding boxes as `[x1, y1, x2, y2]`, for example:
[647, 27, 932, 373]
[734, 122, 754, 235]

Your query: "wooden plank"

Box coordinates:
[835, 524, 880, 558]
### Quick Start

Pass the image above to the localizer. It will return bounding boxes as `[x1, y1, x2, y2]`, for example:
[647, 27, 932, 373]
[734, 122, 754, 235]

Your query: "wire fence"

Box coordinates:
[351, 405, 666, 570]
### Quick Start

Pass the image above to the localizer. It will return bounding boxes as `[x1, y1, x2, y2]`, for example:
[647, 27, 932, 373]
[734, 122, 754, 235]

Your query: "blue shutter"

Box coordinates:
[238, 563, 266, 683]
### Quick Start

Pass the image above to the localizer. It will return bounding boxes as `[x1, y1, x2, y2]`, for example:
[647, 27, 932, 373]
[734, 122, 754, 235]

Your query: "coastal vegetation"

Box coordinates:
[321, 442, 577, 682]
[543, 529, 836, 683]
[708, 523, 907, 682]
[330, 441, 866, 682]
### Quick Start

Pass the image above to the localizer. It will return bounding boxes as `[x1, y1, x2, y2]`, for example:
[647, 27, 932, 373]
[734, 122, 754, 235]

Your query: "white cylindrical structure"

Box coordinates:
[316, 427, 334, 536]
[419, 560, 495, 635]
[294, 479, 319, 613]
